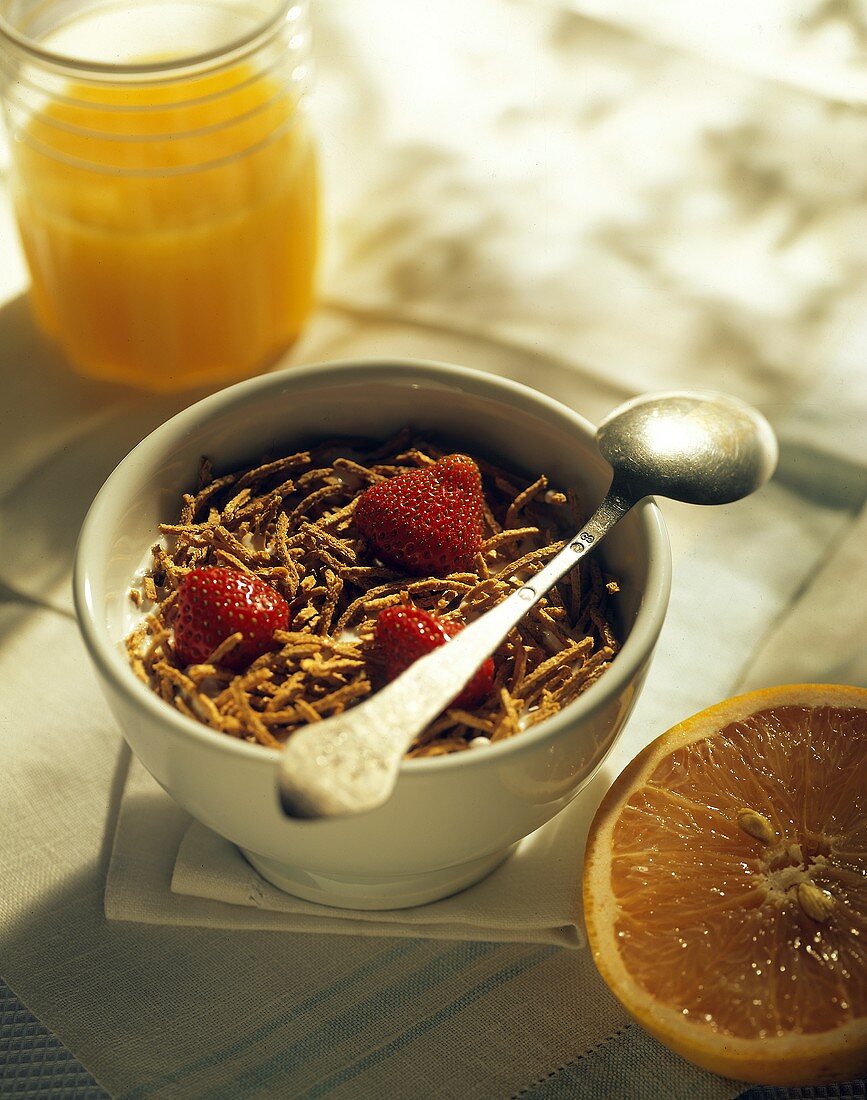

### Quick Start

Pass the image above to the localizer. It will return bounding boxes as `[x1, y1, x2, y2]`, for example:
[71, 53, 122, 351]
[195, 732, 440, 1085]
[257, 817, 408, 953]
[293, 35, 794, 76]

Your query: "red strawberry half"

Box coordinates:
[355, 454, 484, 575]
[173, 566, 289, 670]
[373, 605, 494, 710]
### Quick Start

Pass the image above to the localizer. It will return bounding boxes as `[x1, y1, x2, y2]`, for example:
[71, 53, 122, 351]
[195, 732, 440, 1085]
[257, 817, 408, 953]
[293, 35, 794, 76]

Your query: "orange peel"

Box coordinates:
[583, 684, 867, 1085]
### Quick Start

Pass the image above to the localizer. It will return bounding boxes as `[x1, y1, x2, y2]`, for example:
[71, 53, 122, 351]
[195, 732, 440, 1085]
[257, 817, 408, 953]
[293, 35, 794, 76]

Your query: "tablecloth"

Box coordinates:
[2, 0, 866, 1096]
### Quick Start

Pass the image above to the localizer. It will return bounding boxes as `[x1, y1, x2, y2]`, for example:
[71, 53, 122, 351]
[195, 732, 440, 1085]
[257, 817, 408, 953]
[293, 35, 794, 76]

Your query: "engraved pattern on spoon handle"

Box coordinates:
[512, 479, 636, 611]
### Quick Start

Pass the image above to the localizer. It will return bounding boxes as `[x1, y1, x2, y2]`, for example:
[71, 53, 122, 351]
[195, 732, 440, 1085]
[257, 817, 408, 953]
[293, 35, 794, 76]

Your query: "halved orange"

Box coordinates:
[583, 684, 867, 1085]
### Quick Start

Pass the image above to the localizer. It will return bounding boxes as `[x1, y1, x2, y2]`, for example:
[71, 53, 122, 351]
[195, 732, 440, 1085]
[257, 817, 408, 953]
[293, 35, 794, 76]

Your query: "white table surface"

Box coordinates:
[1, 1, 865, 1096]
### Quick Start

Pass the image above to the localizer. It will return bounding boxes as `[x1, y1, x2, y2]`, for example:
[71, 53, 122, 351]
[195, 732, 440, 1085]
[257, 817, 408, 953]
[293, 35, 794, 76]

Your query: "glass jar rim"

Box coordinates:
[0, 0, 299, 79]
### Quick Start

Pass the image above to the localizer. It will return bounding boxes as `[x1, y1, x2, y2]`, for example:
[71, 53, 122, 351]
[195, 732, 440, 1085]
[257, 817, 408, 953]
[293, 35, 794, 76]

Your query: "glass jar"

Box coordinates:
[0, 0, 318, 390]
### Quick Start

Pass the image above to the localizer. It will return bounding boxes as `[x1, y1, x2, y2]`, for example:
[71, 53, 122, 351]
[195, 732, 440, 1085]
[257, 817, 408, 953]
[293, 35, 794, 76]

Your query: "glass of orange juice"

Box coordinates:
[0, 0, 318, 390]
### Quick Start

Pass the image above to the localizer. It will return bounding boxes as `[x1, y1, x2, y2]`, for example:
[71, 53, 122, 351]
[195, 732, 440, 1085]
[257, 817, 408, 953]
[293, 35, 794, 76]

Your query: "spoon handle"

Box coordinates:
[278, 480, 636, 819]
[508, 478, 636, 614]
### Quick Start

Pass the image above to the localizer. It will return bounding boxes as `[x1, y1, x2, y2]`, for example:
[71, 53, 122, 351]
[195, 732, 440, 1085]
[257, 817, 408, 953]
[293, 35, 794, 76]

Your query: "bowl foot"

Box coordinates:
[240, 845, 517, 910]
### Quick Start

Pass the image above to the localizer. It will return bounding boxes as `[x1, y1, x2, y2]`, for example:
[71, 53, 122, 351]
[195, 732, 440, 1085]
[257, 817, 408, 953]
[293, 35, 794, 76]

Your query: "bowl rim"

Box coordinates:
[73, 356, 672, 775]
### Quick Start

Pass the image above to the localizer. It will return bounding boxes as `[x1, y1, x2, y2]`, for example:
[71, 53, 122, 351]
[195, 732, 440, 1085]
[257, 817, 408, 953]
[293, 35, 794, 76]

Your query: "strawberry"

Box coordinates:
[373, 605, 494, 709]
[173, 566, 289, 670]
[355, 454, 484, 575]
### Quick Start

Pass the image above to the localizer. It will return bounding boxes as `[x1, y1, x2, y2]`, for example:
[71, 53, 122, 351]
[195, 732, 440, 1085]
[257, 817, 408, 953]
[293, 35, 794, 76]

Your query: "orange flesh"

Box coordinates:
[611, 705, 867, 1039]
[10, 63, 318, 389]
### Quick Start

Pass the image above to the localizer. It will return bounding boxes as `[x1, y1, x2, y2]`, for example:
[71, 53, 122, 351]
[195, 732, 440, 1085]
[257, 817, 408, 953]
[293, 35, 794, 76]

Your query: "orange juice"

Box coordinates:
[10, 60, 318, 389]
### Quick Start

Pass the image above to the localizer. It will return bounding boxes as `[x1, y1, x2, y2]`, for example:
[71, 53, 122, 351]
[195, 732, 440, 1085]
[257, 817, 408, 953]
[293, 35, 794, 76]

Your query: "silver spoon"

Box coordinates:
[277, 390, 777, 820]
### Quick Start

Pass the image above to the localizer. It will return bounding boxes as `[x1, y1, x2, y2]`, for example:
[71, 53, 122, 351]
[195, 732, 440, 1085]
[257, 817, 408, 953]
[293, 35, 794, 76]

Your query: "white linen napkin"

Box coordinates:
[106, 756, 595, 947]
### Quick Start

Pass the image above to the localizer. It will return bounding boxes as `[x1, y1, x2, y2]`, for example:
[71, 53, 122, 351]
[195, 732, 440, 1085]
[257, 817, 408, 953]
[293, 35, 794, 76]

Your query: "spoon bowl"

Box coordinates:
[597, 391, 779, 506]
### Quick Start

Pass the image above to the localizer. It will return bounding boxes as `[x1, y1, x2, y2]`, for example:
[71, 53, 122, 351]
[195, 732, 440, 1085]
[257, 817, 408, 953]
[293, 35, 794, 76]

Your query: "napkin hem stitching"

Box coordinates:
[509, 1022, 634, 1098]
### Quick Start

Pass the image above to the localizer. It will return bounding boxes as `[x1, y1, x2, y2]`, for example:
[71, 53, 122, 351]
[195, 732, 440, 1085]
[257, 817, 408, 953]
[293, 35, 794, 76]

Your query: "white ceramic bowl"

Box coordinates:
[74, 359, 671, 909]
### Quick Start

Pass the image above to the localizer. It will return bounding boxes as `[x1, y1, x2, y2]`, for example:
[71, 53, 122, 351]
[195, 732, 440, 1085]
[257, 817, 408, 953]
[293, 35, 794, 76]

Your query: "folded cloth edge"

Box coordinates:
[105, 757, 588, 948]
